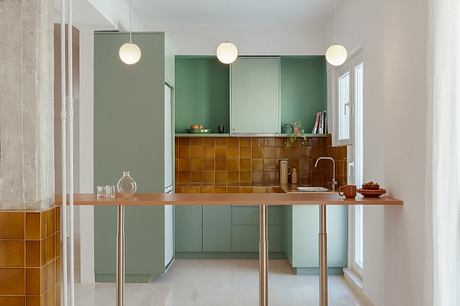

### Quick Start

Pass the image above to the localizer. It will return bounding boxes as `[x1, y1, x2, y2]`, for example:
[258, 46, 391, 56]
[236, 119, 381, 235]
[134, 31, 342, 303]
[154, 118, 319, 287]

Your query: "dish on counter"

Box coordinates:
[358, 188, 386, 198]
[186, 128, 212, 133]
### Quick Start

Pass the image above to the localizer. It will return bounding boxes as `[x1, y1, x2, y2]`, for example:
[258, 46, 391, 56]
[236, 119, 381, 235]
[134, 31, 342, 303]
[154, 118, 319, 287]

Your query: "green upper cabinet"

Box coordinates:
[230, 57, 281, 134]
[175, 56, 229, 133]
[280, 57, 327, 133]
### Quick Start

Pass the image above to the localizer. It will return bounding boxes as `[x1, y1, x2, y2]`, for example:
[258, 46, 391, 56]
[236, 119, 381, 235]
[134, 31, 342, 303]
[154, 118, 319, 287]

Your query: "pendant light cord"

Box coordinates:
[225, 0, 229, 41]
[129, 0, 132, 43]
[334, 0, 337, 44]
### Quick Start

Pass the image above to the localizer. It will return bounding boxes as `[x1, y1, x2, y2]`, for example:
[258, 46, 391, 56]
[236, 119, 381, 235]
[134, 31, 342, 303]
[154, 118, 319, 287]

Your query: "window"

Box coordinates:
[338, 72, 350, 141]
[329, 49, 364, 276]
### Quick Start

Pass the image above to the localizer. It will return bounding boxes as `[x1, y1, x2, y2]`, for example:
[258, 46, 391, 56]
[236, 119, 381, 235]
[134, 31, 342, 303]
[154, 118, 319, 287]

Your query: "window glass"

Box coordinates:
[338, 72, 350, 140]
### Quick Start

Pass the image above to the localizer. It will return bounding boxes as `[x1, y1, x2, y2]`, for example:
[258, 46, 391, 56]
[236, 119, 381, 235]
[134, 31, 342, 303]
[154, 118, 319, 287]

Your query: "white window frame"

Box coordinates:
[328, 47, 364, 277]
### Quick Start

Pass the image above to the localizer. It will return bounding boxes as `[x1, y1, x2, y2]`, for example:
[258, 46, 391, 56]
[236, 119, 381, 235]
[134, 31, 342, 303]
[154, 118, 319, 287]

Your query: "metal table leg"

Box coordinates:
[319, 205, 328, 306]
[116, 205, 125, 306]
[259, 205, 268, 306]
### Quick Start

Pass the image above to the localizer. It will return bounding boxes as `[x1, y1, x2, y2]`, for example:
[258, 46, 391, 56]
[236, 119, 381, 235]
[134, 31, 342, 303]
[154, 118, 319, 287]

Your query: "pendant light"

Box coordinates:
[216, 0, 238, 64]
[326, 0, 347, 66]
[119, 0, 141, 65]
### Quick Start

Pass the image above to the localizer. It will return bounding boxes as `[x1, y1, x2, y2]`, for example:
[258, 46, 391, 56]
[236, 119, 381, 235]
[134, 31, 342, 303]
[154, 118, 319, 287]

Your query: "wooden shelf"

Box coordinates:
[175, 133, 330, 138]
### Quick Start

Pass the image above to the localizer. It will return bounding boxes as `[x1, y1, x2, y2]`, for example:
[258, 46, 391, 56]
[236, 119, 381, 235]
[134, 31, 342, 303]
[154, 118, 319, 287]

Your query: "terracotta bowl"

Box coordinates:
[358, 188, 386, 198]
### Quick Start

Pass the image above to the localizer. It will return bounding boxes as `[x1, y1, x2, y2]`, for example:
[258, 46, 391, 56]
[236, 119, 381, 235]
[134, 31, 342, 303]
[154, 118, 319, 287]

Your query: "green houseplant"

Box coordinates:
[284, 121, 307, 147]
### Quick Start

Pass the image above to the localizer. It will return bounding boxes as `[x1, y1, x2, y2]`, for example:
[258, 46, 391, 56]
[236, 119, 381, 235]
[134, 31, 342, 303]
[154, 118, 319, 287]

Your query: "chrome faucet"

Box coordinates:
[314, 157, 338, 191]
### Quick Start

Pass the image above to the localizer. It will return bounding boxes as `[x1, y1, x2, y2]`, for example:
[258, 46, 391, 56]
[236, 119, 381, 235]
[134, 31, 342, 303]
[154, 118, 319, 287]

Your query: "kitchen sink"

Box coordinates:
[295, 186, 329, 192]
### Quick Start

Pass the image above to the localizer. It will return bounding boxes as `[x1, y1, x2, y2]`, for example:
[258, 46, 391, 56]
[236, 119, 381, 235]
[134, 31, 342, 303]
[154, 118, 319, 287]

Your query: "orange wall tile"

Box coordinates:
[175, 135, 347, 192]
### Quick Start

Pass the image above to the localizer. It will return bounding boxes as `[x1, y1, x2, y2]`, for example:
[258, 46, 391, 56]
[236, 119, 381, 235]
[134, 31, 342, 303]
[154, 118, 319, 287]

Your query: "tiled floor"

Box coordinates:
[76, 259, 369, 306]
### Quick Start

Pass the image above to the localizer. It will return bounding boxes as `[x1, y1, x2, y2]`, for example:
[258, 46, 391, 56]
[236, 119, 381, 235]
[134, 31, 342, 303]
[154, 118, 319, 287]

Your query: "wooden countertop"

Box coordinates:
[56, 192, 403, 206]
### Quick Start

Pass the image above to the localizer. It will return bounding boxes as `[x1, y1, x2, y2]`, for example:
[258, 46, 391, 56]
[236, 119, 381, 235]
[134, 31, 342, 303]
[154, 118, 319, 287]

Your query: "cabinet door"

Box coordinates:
[175, 206, 203, 252]
[230, 58, 280, 134]
[203, 206, 232, 252]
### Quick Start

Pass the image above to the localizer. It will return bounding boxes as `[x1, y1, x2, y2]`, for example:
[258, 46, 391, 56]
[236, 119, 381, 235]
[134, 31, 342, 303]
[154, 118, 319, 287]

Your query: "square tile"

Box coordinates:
[240, 159, 251, 171]
[226, 138, 239, 146]
[264, 138, 276, 147]
[190, 172, 202, 183]
[227, 187, 240, 193]
[0, 268, 25, 295]
[200, 186, 214, 193]
[45, 260, 56, 291]
[214, 186, 227, 193]
[228, 171, 239, 185]
[240, 171, 252, 185]
[251, 138, 264, 147]
[190, 137, 203, 146]
[26, 241, 43, 268]
[239, 138, 251, 147]
[26, 267, 44, 295]
[44, 209, 55, 238]
[203, 138, 214, 147]
[227, 159, 239, 171]
[215, 160, 227, 170]
[203, 160, 215, 170]
[239, 186, 253, 193]
[252, 159, 263, 171]
[0, 240, 24, 268]
[252, 147, 263, 159]
[55, 257, 61, 284]
[0, 296, 25, 306]
[215, 147, 226, 159]
[252, 171, 264, 185]
[44, 235, 55, 265]
[203, 171, 215, 184]
[192, 159, 203, 171]
[0, 212, 24, 239]
[215, 138, 226, 146]
[253, 186, 268, 193]
[215, 171, 228, 185]
[226, 147, 239, 159]
[186, 186, 200, 193]
[178, 147, 191, 159]
[25, 213, 43, 240]
[190, 147, 203, 159]
[179, 159, 192, 171]
[204, 147, 215, 160]
[178, 138, 190, 146]
[239, 147, 252, 159]
[263, 147, 276, 159]
[263, 159, 277, 170]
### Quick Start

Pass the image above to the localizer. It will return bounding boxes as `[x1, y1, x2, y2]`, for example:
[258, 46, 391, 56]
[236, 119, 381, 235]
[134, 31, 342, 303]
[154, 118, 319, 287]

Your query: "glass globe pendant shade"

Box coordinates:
[216, 42, 238, 64]
[325, 44, 348, 66]
[119, 42, 142, 65]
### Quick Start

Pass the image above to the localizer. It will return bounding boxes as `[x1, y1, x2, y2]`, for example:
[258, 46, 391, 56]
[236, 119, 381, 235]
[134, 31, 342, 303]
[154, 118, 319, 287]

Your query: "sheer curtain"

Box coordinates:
[428, 0, 460, 305]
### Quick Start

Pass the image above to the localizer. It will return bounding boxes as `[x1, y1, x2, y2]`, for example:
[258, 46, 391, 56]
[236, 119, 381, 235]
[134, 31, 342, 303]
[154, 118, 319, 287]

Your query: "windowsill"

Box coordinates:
[343, 268, 374, 306]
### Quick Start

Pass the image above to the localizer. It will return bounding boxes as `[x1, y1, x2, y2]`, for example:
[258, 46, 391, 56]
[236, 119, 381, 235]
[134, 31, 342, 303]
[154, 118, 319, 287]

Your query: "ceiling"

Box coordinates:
[131, 0, 335, 28]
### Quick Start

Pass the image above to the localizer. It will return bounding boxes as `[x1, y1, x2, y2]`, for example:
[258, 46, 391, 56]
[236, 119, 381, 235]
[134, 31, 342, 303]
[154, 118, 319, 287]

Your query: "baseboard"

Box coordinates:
[294, 267, 344, 275]
[343, 268, 374, 306]
[95, 273, 154, 283]
[175, 252, 287, 259]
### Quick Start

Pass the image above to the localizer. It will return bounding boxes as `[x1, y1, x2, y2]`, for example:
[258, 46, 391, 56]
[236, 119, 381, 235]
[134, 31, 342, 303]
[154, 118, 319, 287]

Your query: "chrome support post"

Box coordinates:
[116, 206, 125, 306]
[319, 205, 328, 306]
[259, 205, 268, 306]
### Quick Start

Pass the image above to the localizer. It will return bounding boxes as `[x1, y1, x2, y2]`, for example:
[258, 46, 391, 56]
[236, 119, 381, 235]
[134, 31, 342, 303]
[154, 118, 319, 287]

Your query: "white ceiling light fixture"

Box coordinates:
[119, 0, 141, 65]
[216, 0, 238, 64]
[325, 0, 347, 67]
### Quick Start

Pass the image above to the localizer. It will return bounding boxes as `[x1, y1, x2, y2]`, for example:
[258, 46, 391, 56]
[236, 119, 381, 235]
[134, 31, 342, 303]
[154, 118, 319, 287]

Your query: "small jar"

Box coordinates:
[290, 167, 298, 185]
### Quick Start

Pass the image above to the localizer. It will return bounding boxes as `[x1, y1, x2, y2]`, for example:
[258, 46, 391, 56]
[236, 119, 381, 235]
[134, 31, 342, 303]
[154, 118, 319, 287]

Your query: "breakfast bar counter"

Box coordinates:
[59, 192, 402, 306]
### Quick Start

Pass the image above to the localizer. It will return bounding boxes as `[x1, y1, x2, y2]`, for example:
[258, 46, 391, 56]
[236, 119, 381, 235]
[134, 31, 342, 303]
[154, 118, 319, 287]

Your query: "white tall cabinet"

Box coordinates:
[230, 57, 281, 134]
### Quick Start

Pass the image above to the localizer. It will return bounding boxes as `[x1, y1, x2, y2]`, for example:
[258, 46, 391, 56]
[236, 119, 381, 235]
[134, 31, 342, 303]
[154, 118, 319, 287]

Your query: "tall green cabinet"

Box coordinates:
[94, 32, 175, 282]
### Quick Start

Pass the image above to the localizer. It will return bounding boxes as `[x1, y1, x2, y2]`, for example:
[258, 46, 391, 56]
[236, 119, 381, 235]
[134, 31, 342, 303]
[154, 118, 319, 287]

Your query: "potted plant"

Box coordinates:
[284, 121, 307, 147]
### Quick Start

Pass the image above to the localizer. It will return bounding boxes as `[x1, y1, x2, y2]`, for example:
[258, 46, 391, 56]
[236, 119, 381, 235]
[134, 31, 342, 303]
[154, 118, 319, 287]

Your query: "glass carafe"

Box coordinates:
[116, 171, 137, 197]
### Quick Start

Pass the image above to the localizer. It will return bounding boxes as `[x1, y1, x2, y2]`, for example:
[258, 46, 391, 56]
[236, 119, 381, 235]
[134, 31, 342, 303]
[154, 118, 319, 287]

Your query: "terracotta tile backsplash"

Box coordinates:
[175, 135, 347, 192]
[0, 207, 61, 306]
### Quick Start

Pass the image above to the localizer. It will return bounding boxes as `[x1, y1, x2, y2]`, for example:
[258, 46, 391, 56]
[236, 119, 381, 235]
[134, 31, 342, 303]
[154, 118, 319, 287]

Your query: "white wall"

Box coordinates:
[324, 0, 430, 305]
[148, 22, 326, 55]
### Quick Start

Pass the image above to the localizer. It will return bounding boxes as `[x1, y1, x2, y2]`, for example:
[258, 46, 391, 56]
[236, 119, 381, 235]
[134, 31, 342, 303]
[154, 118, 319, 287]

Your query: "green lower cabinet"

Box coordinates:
[203, 206, 232, 251]
[175, 206, 203, 252]
[231, 225, 259, 252]
[282, 205, 348, 275]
